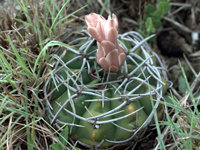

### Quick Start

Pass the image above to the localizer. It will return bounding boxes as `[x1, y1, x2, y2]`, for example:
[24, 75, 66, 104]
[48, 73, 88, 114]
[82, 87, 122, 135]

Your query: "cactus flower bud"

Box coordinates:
[85, 13, 126, 72]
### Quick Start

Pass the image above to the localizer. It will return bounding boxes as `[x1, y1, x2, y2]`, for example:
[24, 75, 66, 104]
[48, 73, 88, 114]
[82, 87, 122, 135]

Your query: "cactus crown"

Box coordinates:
[44, 14, 170, 149]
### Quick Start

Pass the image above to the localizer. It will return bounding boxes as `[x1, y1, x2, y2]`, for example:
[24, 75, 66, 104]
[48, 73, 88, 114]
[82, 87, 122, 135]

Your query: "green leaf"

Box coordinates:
[6, 35, 33, 77]
[146, 4, 156, 14]
[178, 76, 187, 94]
[152, 19, 162, 28]
[50, 0, 70, 30]
[33, 41, 71, 75]
[145, 17, 153, 28]
[100, 0, 109, 15]
[153, 10, 163, 18]
[163, 95, 178, 104]
[144, 14, 152, 20]
[50, 143, 64, 150]
[59, 126, 68, 146]
[158, 2, 171, 15]
[137, 29, 146, 37]
[54, 5, 88, 27]
[145, 17, 156, 33]
[14, 18, 34, 27]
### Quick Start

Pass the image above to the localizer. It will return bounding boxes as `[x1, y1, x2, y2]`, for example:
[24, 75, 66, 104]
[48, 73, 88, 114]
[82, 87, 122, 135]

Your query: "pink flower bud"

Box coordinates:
[85, 13, 126, 72]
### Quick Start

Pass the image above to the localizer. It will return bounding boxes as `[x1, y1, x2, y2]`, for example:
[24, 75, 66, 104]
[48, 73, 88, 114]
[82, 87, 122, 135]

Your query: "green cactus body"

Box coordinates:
[45, 31, 169, 149]
[51, 90, 92, 134]
[49, 66, 93, 100]
[76, 95, 115, 147]
[110, 92, 148, 141]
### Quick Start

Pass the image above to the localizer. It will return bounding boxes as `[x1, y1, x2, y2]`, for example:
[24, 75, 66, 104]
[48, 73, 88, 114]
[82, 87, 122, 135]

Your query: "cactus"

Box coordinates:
[44, 13, 170, 149]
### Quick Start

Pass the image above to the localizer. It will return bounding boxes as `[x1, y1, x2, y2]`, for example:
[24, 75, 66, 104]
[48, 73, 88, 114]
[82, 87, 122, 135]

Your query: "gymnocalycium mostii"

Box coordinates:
[44, 13, 171, 149]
